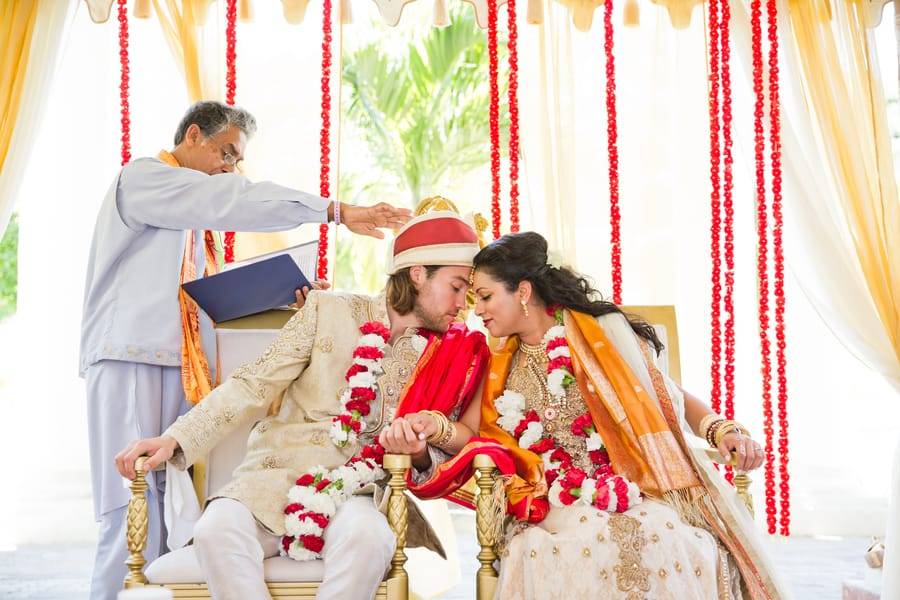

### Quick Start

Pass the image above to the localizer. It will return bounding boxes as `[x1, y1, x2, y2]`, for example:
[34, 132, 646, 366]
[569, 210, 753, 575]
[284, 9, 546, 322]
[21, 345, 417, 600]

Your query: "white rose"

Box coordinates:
[358, 333, 387, 349]
[547, 249, 566, 270]
[495, 390, 526, 416]
[606, 486, 619, 513]
[548, 480, 565, 508]
[627, 481, 642, 507]
[580, 478, 597, 507]
[542, 325, 566, 345]
[285, 513, 325, 538]
[547, 345, 570, 360]
[547, 369, 567, 399]
[518, 421, 544, 449]
[330, 420, 349, 445]
[286, 541, 319, 562]
[497, 411, 525, 433]
[586, 432, 604, 452]
[347, 371, 377, 389]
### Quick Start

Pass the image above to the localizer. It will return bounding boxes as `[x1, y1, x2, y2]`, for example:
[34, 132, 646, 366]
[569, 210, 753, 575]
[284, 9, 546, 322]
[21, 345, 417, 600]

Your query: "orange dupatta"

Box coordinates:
[157, 150, 221, 404]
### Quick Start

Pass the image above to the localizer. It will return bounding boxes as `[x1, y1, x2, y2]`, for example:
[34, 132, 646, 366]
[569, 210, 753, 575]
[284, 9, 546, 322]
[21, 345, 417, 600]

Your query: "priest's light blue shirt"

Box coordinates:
[79, 157, 329, 376]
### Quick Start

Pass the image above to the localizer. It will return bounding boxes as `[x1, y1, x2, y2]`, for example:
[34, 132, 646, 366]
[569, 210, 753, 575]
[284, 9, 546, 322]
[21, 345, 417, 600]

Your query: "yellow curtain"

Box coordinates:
[787, 0, 900, 371]
[151, 0, 219, 102]
[0, 1, 40, 189]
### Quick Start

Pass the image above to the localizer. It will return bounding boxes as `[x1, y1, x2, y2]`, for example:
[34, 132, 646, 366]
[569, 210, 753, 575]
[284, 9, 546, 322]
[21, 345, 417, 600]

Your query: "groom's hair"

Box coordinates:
[386, 266, 441, 315]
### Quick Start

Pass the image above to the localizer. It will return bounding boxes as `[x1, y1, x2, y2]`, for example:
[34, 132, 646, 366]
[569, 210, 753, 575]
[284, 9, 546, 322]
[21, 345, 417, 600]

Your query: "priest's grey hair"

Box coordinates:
[173, 101, 257, 145]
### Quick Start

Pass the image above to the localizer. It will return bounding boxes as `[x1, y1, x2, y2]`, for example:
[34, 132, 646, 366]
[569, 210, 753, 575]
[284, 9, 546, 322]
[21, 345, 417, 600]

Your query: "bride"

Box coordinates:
[469, 232, 789, 599]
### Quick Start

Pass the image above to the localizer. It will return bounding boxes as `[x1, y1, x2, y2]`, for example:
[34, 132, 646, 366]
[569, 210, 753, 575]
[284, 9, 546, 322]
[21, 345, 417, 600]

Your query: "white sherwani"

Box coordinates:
[80, 156, 329, 600]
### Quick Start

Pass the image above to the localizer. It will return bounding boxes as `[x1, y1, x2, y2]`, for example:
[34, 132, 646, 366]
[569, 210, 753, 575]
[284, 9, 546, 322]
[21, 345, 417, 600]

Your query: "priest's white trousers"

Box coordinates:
[86, 360, 189, 600]
[193, 497, 396, 600]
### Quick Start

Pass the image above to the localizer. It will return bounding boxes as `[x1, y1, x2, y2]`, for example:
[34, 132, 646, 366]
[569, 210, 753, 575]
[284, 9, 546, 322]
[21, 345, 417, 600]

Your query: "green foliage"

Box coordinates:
[0, 214, 18, 320]
[334, 8, 508, 292]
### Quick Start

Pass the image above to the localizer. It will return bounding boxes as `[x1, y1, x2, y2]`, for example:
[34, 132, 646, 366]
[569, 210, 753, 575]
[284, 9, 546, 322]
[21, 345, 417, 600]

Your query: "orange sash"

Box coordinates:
[157, 150, 222, 404]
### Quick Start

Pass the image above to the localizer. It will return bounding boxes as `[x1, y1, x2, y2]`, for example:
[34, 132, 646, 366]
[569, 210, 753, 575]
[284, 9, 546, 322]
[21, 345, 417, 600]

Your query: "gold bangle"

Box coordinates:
[435, 421, 456, 449]
[714, 422, 741, 448]
[425, 410, 450, 445]
[698, 414, 721, 442]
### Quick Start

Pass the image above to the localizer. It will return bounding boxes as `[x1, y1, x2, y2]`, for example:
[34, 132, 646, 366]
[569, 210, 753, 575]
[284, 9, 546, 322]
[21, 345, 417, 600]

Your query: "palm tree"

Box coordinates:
[335, 8, 508, 291]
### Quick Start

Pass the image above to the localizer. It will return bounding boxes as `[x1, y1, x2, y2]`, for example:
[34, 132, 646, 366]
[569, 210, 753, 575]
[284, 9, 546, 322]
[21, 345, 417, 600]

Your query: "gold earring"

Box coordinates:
[521, 300, 530, 318]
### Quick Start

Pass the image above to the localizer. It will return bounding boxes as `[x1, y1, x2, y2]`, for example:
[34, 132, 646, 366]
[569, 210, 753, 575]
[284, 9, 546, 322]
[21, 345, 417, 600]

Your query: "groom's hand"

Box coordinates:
[378, 417, 426, 457]
[115, 435, 179, 480]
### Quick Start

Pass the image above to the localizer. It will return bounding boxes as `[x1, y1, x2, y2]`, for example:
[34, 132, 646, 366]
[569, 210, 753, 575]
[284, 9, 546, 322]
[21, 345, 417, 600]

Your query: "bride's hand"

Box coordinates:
[378, 417, 427, 457]
[718, 431, 764, 472]
[404, 411, 440, 441]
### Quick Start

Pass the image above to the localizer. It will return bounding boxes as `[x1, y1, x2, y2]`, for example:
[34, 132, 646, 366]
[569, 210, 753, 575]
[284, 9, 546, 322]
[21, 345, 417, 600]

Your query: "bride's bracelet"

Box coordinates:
[698, 414, 721, 444]
[711, 420, 749, 449]
[425, 410, 449, 443]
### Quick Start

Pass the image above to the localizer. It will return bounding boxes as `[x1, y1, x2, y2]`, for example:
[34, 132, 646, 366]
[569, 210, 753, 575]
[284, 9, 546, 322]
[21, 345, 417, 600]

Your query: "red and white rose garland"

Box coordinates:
[281, 321, 428, 562]
[497, 310, 641, 513]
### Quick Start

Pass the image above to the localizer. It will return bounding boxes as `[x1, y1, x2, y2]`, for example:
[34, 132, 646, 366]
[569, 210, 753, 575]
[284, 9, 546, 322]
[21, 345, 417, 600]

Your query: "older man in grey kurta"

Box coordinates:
[80, 101, 408, 600]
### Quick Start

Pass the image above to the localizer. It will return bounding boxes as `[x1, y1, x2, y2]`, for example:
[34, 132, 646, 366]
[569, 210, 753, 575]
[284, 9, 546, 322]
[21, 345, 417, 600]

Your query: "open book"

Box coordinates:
[182, 241, 319, 323]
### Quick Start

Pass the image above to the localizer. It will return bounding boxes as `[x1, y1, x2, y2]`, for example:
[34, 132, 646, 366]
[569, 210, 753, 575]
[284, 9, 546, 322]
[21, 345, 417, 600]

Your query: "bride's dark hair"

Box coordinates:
[473, 232, 664, 354]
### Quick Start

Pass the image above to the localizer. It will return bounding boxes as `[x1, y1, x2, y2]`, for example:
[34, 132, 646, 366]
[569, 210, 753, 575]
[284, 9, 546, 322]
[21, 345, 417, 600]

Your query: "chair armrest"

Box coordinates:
[383, 454, 411, 586]
[473, 454, 502, 600]
[123, 456, 150, 588]
[703, 448, 755, 517]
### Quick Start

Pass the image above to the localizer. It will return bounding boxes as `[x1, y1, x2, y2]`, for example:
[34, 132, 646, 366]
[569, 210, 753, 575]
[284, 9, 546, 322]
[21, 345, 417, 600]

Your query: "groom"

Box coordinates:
[115, 211, 489, 599]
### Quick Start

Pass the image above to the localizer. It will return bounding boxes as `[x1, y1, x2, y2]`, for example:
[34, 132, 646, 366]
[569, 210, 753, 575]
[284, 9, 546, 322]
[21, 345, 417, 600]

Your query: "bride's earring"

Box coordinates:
[520, 300, 530, 318]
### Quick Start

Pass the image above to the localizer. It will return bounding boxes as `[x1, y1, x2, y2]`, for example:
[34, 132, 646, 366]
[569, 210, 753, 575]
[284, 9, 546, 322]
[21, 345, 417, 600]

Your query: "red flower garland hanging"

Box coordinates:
[767, 0, 790, 536]
[317, 0, 334, 281]
[223, 0, 238, 264]
[507, 0, 520, 233]
[751, 0, 777, 535]
[604, 0, 622, 305]
[117, 0, 131, 166]
[488, 0, 502, 240]
[707, 0, 723, 417]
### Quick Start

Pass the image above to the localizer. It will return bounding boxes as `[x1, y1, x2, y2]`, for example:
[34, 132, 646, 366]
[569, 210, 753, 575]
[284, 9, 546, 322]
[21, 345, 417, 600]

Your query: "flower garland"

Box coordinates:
[117, 0, 131, 166]
[497, 312, 640, 514]
[223, 0, 238, 263]
[317, 0, 334, 281]
[282, 322, 428, 561]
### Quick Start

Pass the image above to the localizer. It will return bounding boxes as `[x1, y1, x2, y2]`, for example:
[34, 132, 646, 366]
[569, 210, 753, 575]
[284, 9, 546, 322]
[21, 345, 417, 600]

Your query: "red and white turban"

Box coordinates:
[387, 211, 480, 275]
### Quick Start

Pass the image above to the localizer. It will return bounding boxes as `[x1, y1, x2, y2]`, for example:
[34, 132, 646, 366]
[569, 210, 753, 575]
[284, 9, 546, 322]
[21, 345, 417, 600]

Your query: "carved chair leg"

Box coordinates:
[732, 472, 754, 518]
[383, 454, 410, 600]
[124, 456, 149, 587]
[474, 454, 500, 600]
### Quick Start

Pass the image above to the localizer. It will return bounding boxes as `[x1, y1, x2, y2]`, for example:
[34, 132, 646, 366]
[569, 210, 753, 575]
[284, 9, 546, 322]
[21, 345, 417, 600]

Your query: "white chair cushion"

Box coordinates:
[145, 546, 326, 584]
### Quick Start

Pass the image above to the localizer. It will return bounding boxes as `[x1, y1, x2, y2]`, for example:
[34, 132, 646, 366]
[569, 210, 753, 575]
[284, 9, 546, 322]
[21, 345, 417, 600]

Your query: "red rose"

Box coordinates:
[613, 477, 630, 512]
[284, 503, 303, 515]
[345, 399, 372, 416]
[345, 363, 367, 379]
[560, 468, 587, 490]
[281, 535, 294, 553]
[545, 304, 563, 317]
[353, 346, 384, 360]
[361, 443, 385, 462]
[299, 534, 325, 553]
[349, 419, 363, 433]
[546, 337, 567, 352]
[592, 485, 610, 510]
[360, 322, 391, 341]
[514, 410, 540, 438]
[547, 356, 573, 374]
[549, 447, 573, 469]
[592, 463, 613, 482]
[529, 437, 555, 455]
[559, 488, 580, 506]
[299, 512, 330, 529]
[589, 449, 610, 466]
[350, 387, 377, 402]
[546, 469, 560, 487]
[571, 413, 595, 437]
[336, 414, 353, 427]
[295, 474, 315, 487]
[315, 479, 332, 492]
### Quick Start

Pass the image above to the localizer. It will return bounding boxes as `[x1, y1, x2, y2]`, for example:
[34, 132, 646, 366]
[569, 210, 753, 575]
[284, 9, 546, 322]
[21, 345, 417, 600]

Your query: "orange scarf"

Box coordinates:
[479, 310, 702, 510]
[157, 150, 221, 404]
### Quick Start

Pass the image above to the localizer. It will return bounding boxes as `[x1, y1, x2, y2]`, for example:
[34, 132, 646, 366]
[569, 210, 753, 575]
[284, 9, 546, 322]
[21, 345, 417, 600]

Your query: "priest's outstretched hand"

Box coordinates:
[339, 202, 411, 239]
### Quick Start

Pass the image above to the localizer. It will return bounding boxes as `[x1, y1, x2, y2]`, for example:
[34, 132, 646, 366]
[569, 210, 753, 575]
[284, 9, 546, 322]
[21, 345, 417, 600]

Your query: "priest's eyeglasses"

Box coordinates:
[205, 137, 243, 169]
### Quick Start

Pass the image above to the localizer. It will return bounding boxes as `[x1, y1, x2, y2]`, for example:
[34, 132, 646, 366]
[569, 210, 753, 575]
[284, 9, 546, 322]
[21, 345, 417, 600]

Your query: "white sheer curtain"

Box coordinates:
[0, 0, 77, 237]
[516, 0, 900, 537]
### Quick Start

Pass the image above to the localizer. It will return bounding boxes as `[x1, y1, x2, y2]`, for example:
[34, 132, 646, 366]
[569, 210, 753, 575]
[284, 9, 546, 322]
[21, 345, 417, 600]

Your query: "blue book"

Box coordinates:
[181, 253, 313, 323]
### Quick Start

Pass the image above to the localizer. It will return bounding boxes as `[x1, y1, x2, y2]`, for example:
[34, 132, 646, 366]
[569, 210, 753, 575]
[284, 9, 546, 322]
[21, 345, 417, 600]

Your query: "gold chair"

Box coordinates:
[470, 305, 755, 600]
[122, 454, 412, 599]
